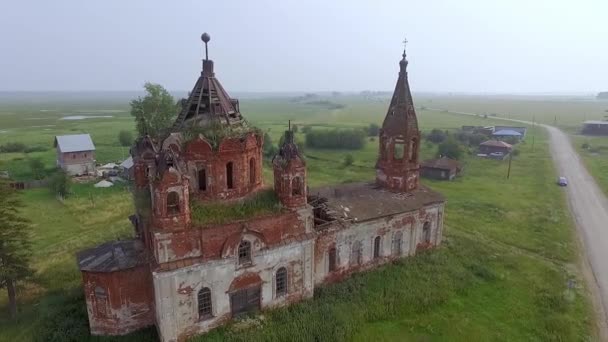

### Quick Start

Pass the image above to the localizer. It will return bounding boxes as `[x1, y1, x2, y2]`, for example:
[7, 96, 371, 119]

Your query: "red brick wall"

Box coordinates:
[82, 265, 155, 336]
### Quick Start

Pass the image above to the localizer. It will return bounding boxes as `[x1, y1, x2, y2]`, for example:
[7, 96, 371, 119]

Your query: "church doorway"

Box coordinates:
[230, 286, 261, 317]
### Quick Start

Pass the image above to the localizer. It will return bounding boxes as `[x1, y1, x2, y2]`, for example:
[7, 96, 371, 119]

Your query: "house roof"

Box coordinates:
[120, 156, 133, 169]
[492, 129, 522, 136]
[54, 134, 95, 153]
[77, 239, 146, 272]
[421, 157, 461, 171]
[310, 182, 444, 222]
[480, 140, 513, 148]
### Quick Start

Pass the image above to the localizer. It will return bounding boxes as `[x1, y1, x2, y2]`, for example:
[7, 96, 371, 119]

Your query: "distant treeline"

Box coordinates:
[598, 92, 608, 100]
[0, 142, 48, 153]
[305, 129, 366, 149]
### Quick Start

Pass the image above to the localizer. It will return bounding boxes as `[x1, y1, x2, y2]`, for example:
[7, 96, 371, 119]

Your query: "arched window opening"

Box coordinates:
[409, 138, 418, 163]
[198, 287, 212, 319]
[292, 177, 302, 196]
[226, 162, 234, 189]
[328, 247, 337, 272]
[249, 158, 256, 185]
[198, 168, 207, 191]
[392, 231, 403, 256]
[167, 191, 180, 215]
[350, 240, 362, 266]
[423, 222, 432, 243]
[393, 140, 405, 160]
[276, 267, 288, 297]
[373, 236, 381, 259]
[238, 240, 252, 265]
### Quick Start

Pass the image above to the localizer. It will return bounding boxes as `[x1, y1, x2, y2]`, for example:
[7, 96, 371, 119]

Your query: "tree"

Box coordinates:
[437, 137, 463, 160]
[118, 130, 133, 147]
[343, 154, 354, 166]
[28, 158, 45, 180]
[130, 83, 178, 138]
[292, 125, 299, 133]
[367, 123, 380, 137]
[49, 169, 72, 199]
[426, 129, 447, 144]
[262, 133, 278, 158]
[0, 179, 33, 319]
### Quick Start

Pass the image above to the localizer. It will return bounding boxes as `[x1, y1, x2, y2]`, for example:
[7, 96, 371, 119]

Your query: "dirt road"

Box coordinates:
[428, 108, 608, 337]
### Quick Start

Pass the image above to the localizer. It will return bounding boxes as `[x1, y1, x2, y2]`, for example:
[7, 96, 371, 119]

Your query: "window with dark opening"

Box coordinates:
[249, 158, 255, 185]
[423, 222, 431, 243]
[198, 287, 212, 319]
[94, 286, 108, 317]
[167, 191, 180, 215]
[350, 240, 362, 266]
[392, 231, 403, 256]
[394, 141, 405, 160]
[198, 169, 207, 191]
[226, 162, 234, 189]
[238, 240, 251, 265]
[276, 267, 287, 297]
[373, 236, 381, 259]
[409, 138, 418, 162]
[292, 177, 302, 196]
[328, 247, 337, 272]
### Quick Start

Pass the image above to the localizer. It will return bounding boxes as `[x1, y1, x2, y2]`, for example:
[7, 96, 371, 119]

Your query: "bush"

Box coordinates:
[263, 133, 277, 158]
[367, 123, 380, 137]
[581, 142, 590, 149]
[0, 142, 27, 153]
[343, 154, 354, 166]
[426, 129, 447, 144]
[437, 137, 463, 160]
[292, 124, 299, 133]
[118, 130, 134, 147]
[512, 149, 521, 156]
[28, 158, 46, 180]
[301, 126, 312, 134]
[24, 145, 48, 153]
[305, 129, 366, 150]
[49, 169, 71, 198]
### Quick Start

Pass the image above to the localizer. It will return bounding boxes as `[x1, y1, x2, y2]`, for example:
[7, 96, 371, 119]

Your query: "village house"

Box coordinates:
[420, 157, 462, 180]
[54, 134, 96, 176]
[75, 34, 446, 342]
[582, 120, 608, 135]
[479, 140, 512, 157]
[492, 129, 523, 141]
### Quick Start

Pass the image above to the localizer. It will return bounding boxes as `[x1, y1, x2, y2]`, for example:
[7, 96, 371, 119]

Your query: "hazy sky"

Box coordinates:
[0, 0, 606, 93]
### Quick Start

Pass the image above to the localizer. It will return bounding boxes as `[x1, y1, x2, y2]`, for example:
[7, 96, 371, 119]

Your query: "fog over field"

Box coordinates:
[0, 0, 606, 93]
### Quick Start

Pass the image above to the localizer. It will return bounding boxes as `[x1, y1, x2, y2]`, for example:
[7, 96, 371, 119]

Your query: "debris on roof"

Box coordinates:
[77, 239, 146, 272]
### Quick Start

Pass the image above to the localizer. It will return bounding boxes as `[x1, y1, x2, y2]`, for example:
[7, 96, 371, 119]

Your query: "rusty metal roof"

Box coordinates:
[77, 239, 146, 272]
[310, 182, 444, 223]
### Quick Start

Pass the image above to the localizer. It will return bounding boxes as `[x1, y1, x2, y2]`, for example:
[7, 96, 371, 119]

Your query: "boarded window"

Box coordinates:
[292, 177, 302, 196]
[276, 267, 287, 297]
[394, 140, 405, 160]
[328, 247, 337, 272]
[249, 158, 255, 185]
[167, 192, 180, 215]
[94, 286, 108, 317]
[226, 162, 234, 189]
[350, 240, 362, 266]
[423, 222, 432, 243]
[238, 240, 251, 265]
[198, 287, 212, 318]
[392, 231, 403, 256]
[373, 236, 381, 259]
[198, 169, 207, 191]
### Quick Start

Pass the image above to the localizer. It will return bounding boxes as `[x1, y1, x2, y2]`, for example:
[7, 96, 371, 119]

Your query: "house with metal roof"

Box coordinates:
[492, 129, 523, 140]
[420, 157, 462, 180]
[582, 120, 608, 135]
[54, 134, 96, 176]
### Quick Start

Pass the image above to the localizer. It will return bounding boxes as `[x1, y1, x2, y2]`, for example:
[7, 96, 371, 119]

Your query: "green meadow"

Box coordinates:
[0, 94, 596, 341]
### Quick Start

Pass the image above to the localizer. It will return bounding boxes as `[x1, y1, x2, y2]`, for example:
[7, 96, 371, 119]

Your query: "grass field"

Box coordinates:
[0, 93, 595, 341]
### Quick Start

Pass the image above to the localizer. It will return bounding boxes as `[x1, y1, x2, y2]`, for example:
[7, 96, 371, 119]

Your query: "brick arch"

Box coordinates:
[229, 272, 262, 292]
[185, 136, 213, 157]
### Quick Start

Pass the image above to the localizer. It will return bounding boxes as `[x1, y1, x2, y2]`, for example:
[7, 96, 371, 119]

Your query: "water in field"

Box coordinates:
[60, 115, 114, 120]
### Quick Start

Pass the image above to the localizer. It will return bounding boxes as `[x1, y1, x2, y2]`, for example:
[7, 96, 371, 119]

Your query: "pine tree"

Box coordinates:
[0, 179, 33, 319]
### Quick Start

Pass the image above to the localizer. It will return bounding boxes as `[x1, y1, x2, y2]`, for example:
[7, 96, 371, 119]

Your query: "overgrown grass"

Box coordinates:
[190, 189, 282, 225]
[571, 134, 608, 196]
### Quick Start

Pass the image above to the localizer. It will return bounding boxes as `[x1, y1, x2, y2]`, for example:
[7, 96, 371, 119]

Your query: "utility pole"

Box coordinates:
[507, 152, 513, 179]
[531, 135, 535, 152]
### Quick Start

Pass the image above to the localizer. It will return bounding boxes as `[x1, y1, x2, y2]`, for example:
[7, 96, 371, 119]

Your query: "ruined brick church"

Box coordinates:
[77, 33, 445, 342]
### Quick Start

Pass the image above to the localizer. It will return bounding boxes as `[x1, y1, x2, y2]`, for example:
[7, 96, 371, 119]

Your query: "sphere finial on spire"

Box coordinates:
[201, 32, 210, 60]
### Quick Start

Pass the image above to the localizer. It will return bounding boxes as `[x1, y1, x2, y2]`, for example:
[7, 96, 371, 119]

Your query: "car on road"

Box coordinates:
[558, 176, 568, 186]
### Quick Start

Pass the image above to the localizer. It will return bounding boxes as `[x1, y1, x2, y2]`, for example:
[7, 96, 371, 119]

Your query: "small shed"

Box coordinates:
[479, 140, 512, 155]
[54, 134, 96, 176]
[582, 120, 608, 135]
[120, 156, 134, 180]
[420, 157, 462, 180]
